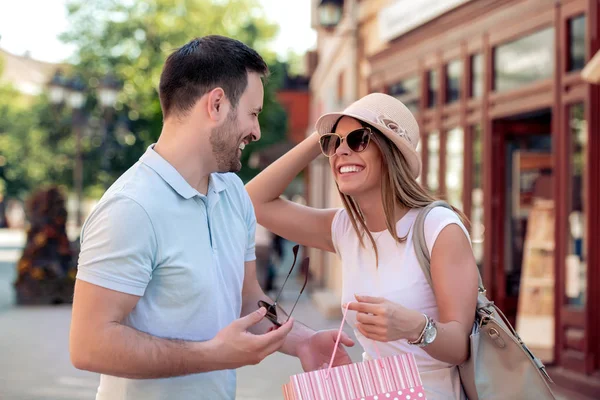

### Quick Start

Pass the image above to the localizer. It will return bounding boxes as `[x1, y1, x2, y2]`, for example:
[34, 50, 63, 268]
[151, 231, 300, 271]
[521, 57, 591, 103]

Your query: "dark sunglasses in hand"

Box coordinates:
[257, 245, 309, 327]
[319, 126, 373, 157]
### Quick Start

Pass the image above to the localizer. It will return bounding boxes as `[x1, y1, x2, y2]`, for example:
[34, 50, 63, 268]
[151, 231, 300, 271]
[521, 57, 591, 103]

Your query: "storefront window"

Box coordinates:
[494, 28, 554, 92]
[427, 70, 439, 108]
[446, 60, 462, 103]
[471, 125, 484, 268]
[471, 53, 483, 98]
[568, 15, 586, 72]
[389, 76, 420, 114]
[566, 103, 587, 307]
[445, 127, 464, 210]
[427, 131, 440, 193]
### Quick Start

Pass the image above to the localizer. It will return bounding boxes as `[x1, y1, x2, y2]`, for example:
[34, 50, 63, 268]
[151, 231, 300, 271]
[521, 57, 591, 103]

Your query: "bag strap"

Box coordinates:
[326, 301, 383, 379]
[411, 200, 485, 292]
[412, 202, 555, 385]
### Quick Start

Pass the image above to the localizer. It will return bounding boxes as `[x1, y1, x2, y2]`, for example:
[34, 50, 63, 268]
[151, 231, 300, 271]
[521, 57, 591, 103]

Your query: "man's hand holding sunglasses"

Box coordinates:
[211, 306, 294, 370]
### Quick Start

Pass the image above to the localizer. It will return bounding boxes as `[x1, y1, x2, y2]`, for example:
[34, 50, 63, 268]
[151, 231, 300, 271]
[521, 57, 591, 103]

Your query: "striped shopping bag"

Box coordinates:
[283, 303, 427, 400]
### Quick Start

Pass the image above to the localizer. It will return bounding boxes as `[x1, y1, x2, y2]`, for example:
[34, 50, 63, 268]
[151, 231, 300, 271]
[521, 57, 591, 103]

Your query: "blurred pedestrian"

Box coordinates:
[247, 93, 479, 399]
[0, 193, 8, 228]
[6, 198, 25, 228]
[14, 186, 77, 305]
[255, 223, 274, 292]
[69, 35, 352, 400]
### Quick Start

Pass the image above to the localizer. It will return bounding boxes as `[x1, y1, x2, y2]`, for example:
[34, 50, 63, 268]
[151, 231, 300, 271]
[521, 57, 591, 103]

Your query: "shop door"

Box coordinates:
[490, 111, 554, 363]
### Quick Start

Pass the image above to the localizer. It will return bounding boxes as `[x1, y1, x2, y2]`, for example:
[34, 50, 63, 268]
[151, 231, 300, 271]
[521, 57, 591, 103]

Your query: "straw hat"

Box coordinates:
[315, 93, 421, 179]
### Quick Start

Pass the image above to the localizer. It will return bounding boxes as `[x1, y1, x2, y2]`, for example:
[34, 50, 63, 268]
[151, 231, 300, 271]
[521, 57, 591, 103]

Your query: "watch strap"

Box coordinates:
[407, 314, 429, 345]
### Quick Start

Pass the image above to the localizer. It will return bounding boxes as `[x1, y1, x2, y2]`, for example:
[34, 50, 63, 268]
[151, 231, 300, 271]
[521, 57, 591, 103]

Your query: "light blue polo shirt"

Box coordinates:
[76, 145, 256, 400]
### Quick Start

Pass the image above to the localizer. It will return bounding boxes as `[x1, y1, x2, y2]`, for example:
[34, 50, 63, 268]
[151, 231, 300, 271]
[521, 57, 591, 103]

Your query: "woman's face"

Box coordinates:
[328, 117, 383, 198]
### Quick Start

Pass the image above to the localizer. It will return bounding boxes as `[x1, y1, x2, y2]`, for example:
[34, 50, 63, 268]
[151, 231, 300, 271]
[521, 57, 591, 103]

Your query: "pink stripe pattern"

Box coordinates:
[282, 353, 426, 400]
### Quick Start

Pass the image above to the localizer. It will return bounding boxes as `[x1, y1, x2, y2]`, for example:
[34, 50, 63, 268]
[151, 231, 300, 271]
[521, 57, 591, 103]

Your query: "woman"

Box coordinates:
[246, 93, 478, 399]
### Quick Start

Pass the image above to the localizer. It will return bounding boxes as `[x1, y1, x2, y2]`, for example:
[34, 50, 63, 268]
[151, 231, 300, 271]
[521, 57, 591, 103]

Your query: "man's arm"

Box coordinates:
[70, 280, 214, 378]
[70, 279, 293, 379]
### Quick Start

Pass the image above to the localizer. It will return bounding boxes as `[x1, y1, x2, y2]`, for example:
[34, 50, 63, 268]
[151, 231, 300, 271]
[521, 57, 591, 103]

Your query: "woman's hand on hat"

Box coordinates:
[345, 294, 426, 343]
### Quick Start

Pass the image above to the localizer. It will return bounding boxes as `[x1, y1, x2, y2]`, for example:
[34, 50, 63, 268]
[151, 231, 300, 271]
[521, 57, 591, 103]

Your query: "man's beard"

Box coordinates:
[209, 110, 243, 173]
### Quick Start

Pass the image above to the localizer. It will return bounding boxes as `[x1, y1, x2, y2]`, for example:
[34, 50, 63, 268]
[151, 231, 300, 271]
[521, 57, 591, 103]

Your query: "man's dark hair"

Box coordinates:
[159, 35, 269, 118]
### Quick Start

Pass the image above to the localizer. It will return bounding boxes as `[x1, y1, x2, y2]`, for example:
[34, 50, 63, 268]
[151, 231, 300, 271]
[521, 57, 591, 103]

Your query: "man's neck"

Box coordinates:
[154, 125, 214, 195]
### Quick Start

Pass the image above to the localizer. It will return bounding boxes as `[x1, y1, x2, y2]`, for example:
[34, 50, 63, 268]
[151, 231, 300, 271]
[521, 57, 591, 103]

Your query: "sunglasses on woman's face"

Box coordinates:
[319, 127, 373, 157]
[257, 245, 309, 327]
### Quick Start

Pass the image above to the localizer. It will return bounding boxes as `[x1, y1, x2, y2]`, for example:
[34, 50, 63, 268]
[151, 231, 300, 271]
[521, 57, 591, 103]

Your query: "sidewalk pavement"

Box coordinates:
[0, 229, 100, 399]
[0, 305, 100, 399]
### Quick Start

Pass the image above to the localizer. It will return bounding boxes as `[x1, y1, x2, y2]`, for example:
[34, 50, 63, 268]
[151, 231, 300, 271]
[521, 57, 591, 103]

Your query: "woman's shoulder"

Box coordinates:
[423, 205, 463, 227]
[421, 205, 471, 254]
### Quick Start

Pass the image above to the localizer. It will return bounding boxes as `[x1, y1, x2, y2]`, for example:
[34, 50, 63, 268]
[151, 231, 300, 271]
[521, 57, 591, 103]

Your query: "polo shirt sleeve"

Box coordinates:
[243, 189, 257, 263]
[76, 195, 157, 296]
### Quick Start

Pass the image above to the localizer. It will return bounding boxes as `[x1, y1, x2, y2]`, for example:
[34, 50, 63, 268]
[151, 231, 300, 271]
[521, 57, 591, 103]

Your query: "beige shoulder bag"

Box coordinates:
[412, 200, 556, 399]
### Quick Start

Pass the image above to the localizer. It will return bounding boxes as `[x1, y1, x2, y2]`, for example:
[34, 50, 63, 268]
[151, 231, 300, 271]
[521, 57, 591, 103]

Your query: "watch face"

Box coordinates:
[424, 324, 437, 344]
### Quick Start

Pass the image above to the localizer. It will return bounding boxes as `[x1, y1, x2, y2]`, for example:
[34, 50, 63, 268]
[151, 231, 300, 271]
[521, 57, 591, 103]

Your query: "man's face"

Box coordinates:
[209, 72, 264, 173]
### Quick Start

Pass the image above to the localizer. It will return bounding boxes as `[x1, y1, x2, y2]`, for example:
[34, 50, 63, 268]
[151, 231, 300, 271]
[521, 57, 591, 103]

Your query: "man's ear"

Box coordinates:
[207, 87, 229, 122]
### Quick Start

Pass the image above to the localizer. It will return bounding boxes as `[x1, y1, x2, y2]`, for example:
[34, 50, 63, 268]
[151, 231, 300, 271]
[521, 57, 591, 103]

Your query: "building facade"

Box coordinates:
[308, 0, 600, 395]
[0, 48, 62, 98]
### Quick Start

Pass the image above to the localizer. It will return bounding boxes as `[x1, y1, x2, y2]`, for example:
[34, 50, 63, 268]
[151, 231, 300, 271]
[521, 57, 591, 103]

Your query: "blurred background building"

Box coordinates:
[306, 0, 600, 396]
[0, 48, 63, 99]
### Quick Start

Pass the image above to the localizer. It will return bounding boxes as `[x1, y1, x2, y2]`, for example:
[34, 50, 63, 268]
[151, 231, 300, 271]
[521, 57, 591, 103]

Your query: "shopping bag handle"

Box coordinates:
[326, 301, 383, 379]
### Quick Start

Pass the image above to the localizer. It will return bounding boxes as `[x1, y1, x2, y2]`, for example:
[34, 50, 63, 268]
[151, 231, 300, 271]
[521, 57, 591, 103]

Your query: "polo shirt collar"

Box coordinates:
[209, 172, 227, 194]
[140, 145, 227, 199]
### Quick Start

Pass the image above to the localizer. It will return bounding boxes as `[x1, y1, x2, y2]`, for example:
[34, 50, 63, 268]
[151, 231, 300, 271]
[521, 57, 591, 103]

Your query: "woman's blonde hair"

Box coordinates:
[333, 117, 468, 264]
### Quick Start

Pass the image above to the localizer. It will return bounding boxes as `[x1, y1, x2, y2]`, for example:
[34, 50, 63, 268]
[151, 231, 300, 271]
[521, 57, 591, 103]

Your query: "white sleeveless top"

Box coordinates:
[331, 207, 470, 399]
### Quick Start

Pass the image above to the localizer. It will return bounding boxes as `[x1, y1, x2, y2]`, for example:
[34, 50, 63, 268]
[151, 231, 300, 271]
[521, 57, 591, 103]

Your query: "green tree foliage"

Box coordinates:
[283, 50, 306, 76]
[0, 72, 75, 199]
[60, 0, 289, 185]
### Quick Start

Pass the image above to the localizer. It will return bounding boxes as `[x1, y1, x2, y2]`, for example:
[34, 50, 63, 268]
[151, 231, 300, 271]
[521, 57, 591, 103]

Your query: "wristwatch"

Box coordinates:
[408, 314, 437, 348]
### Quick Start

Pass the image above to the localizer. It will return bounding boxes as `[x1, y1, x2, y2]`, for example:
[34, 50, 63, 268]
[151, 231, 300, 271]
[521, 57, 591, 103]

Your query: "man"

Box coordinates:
[69, 36, 354, 399]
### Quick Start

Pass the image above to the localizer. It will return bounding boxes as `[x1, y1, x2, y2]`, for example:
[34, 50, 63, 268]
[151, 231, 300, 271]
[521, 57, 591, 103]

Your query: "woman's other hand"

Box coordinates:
[345, 295, 426, 343]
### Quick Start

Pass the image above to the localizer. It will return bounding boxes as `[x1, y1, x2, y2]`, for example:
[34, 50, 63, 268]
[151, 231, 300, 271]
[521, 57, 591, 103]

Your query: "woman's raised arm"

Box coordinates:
[246, 132, 338, 253]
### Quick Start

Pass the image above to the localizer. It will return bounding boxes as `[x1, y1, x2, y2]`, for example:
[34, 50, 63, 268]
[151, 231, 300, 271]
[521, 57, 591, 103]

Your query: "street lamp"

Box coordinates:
[97, 75, 121, 172]
[97, 74, 120, 109]
[47, 72, 87, 228]
[317, 0, 344, 29]
[67, 77, 86, 109]
[67, 76, 86, 228]
[48, 71, 67, 105]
